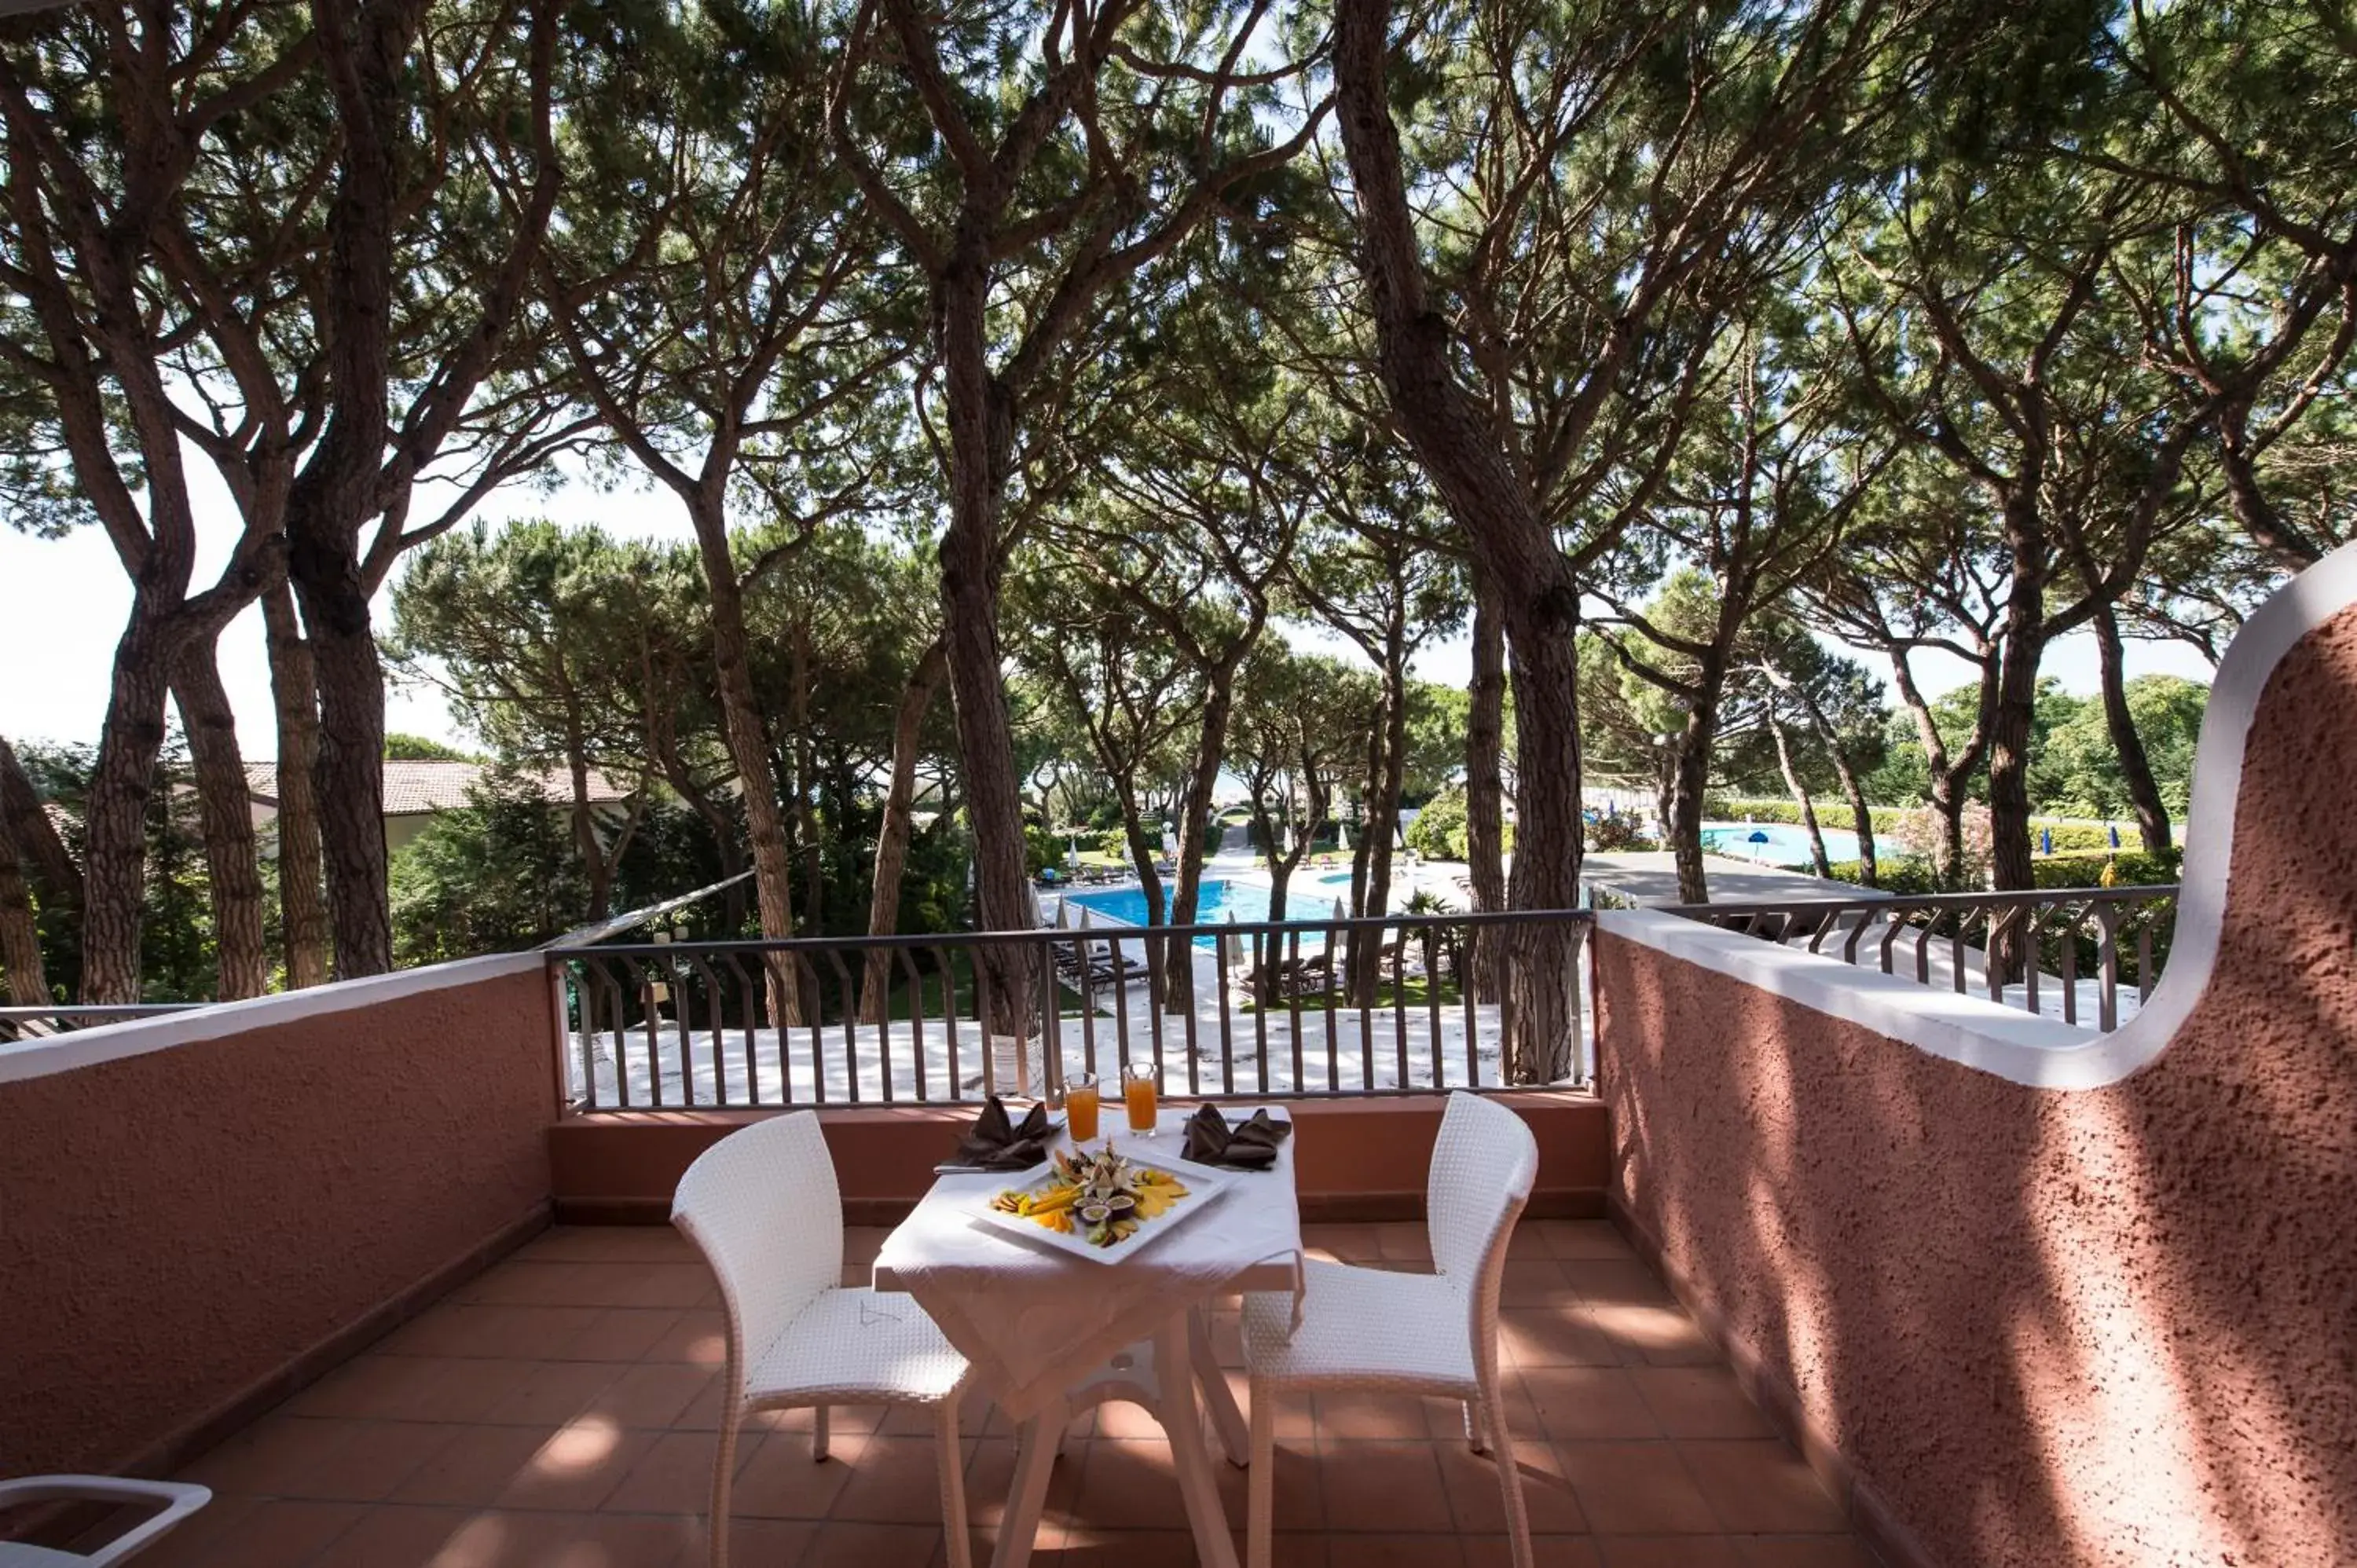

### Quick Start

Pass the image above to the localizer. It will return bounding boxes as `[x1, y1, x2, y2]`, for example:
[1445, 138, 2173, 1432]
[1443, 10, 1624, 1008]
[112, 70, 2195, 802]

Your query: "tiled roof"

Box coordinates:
[242, 760, 634, 815]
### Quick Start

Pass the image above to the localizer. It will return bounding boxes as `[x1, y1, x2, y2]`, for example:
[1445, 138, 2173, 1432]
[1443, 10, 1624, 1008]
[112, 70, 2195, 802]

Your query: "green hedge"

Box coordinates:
[1703, 796, 1908, 833]
[1706, 795, 2147, 859]
[1820, 848, 2179, 895]
[2032, 849, 2182, 887]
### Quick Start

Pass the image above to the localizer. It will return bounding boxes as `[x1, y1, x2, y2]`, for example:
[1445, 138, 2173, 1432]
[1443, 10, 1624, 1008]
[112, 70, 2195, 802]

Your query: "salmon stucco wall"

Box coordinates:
[1594, 594, 2357, 1566]
[0, 955, 559, 1478]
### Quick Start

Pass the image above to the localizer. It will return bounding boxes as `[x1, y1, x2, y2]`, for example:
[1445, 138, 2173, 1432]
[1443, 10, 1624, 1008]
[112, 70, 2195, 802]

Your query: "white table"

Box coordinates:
[874, 1106, 1303, 1568]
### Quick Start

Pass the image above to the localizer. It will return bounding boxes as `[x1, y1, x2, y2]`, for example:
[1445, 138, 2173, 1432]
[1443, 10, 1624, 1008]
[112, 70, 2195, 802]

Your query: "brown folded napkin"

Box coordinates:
[951, 1096, 1053, 1171]
[1182, 1104, 1292, 1170]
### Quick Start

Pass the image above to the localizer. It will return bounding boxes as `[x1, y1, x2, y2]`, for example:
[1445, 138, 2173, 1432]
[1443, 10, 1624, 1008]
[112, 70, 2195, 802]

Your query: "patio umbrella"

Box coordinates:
[2109, 823, 2122, 849]
[1747, 829, 1771, 862]
[2040, 828, 2053, 855]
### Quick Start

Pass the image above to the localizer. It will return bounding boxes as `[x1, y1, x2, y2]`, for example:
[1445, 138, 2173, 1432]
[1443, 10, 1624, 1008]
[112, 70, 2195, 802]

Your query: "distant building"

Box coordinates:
[243, 760, 635, 855]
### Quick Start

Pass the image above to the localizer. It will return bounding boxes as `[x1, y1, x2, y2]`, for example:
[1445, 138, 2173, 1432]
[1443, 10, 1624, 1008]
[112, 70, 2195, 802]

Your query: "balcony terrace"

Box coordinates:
[8, 548, 2357, 1568]
[139, 1221, 1865, 1568]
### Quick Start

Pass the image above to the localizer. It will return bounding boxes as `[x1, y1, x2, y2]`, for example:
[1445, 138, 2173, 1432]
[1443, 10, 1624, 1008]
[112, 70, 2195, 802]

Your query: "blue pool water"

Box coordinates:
[1061, 879, 1332, 951]
[1700, 822, 1864, 866]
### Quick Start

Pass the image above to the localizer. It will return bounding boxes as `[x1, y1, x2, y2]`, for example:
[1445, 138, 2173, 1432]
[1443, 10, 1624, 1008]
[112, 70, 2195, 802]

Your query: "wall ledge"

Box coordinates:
[1596, 534, 2357, 1091]
[0, 950, 545, 1086]
[1596, 907, 2102, 1084]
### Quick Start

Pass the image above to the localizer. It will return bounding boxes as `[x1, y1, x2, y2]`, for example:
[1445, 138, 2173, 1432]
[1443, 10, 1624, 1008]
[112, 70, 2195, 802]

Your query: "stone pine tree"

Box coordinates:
[830, 0, 1327, 1028]
[543, 0, 908, 1022]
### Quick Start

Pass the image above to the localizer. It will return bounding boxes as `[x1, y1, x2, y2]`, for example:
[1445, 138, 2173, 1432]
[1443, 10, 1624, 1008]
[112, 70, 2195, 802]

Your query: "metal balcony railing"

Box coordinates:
[1658, 884, 2179, 1031]
[549, 910, 1595, 1112]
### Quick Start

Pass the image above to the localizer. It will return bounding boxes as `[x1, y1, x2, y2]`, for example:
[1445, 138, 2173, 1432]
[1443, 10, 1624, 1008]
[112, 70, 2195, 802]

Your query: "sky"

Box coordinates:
[0, 461, 2220, 757]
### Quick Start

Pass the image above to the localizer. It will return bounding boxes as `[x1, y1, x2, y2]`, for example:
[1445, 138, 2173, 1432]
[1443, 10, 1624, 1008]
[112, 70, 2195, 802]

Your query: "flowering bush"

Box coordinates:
[1890, 802, 1992, 882]
[1587, 806, 1658, 853]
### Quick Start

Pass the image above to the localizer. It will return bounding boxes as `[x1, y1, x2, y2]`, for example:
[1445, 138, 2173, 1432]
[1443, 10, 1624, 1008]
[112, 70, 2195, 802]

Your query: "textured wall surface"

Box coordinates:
[0, 960, 557, 1477]
[1596, 604, 2357, 1567]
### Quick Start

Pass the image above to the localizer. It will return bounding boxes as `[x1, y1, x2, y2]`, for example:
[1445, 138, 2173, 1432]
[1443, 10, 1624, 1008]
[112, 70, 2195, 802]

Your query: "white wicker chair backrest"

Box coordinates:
[1424, 1092, 1539, 1291]
[673, 1111, 845, 1391]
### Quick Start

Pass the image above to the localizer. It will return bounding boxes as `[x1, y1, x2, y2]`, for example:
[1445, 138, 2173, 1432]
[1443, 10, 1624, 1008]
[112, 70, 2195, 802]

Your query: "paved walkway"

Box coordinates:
[1576, 854, 1881, 908]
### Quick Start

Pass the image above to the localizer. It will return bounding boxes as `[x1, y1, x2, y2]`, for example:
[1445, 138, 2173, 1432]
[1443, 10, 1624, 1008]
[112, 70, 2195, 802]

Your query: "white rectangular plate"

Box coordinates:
[971, 1150, 1233, 1264]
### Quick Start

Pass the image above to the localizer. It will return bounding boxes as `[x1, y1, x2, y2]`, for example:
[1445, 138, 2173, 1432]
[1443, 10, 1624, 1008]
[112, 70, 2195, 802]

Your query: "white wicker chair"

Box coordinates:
[0, 1478, 210, 1565]
[1239, 1091, 1541, 1568]
[673, 1112, 974, 1568]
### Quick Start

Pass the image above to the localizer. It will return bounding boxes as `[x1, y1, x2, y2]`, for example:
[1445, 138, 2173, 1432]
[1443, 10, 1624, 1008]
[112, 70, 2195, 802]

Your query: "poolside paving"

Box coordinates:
[144, 1222, 1868, 1567]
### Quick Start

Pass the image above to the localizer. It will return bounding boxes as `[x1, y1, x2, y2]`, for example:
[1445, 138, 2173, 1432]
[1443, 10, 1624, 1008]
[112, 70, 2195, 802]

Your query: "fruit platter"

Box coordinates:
[975, 1142, 1229, 1262]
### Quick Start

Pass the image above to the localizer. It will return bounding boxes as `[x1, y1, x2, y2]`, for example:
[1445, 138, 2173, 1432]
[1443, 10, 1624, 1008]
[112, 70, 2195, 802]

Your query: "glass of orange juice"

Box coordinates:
[1064, 1072, 1101, 1144]
[1123, 1061, 1159, 1135]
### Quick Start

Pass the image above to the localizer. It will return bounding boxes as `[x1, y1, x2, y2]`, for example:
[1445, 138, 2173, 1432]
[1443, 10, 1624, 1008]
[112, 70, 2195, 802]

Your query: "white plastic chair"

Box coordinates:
[673, 1112, 974, 1568]
[0, 1478, 210, 1565]
[1239, 1091, 1541, 1568]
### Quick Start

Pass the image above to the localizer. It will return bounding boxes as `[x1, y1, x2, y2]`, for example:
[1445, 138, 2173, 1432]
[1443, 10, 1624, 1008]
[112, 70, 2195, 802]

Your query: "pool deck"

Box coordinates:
[1574, 854, 1881, 908]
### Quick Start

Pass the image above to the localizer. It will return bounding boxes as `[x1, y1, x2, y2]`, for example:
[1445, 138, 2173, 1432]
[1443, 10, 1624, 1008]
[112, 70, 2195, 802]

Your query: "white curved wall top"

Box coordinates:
[1601, 539, 2357, 1090]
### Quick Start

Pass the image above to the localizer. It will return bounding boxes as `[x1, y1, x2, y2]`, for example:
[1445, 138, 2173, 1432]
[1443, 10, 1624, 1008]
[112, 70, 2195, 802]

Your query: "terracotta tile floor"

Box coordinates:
[143, 1222, 1869, 1567]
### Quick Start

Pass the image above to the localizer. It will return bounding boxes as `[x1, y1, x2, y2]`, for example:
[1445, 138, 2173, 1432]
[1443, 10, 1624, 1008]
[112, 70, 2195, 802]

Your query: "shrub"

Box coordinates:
[1890, 802, 1993, 874]
[1024, 824, 1062, 876]
[1586, 806, 1657, 853]
[2033, 849, 2180, 888]
[1406, 788, 1468, 859]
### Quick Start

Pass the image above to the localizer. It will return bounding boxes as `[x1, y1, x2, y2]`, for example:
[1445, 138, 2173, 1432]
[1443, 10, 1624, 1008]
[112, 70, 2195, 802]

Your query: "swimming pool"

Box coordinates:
[1060, 878, 1334, 951]
[1699, 821, 1864, 866]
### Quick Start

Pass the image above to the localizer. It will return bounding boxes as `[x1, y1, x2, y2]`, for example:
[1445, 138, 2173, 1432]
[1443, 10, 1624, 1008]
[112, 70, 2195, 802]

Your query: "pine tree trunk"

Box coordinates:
[1791, 682, 1876, 886]
[1464, 572, 1508, 1002]
[262, 585, 330, 987]
[1665, 727, 1714, 905]
[1165, 665, 1244, 1015]
[1111, 786, 1170, 1020]
[790, 623, 824, 928]
[687, 495, 801, 1025]
[1335, 0, 1582, 1081]
[0, 735, 79, 908]
[2217, 401, 2321, 571]
[1665, 640, 1739, 903]
[1347, 657, 1408, 1007]
[0, 807, 49, 1006]
[298, 583, 394, 976]
[171, 636, 269, 999]
[79, 602, 178, 1003]
[1889, 654, 1974, 889]
[285, 0, 412, 983]
[1986, 538, 2044, 897]
[1768, 711, 1832, 877]
[2093, 605, 2173, 854]
[937, 249, 1036, 1038]
[861, 640, 944, 1024]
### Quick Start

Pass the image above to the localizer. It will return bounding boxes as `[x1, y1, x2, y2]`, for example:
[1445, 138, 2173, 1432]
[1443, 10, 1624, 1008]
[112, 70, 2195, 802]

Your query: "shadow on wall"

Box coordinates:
[1595, 551, 2357, 1568]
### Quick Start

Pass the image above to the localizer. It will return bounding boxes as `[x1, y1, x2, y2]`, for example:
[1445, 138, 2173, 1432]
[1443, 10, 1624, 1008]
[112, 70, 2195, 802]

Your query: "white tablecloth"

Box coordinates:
[873, 1105, 1305, 1420]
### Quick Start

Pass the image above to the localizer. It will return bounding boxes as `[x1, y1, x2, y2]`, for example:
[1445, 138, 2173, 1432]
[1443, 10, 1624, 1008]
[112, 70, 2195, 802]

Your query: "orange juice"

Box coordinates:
[1123, 1062, 1159, 1134]
[1066, 1078, 1101, 1143]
